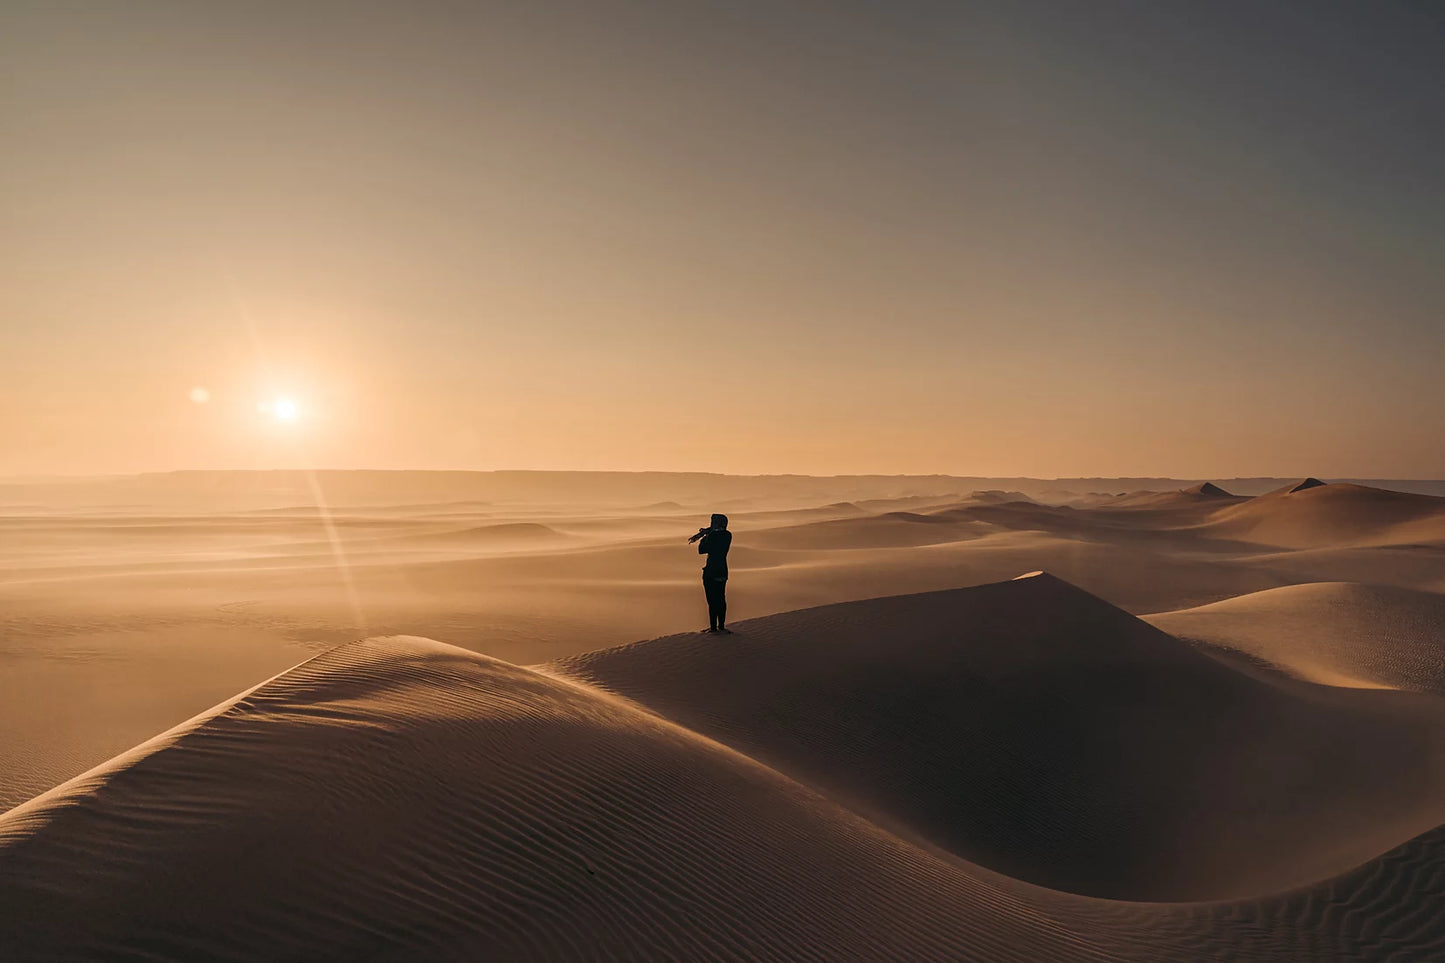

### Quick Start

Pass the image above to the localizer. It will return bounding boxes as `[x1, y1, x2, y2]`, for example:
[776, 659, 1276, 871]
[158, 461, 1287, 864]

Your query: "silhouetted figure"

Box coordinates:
[689, 513, 732, 633]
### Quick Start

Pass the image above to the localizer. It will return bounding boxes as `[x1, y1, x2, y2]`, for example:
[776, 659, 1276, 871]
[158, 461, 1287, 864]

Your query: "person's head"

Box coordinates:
[710, 513, 728, 530]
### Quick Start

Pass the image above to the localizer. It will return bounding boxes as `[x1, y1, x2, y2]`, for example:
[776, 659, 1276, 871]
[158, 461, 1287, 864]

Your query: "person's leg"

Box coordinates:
[715, 580, 727, 631]
[704, 578, 720, 630]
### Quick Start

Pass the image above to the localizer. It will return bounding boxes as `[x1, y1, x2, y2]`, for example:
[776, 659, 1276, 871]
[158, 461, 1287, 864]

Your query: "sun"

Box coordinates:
[258, 397, 299, 420]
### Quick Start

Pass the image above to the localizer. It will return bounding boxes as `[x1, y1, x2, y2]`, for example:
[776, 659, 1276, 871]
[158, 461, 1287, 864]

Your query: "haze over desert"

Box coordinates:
[5, 0, 1445, 959]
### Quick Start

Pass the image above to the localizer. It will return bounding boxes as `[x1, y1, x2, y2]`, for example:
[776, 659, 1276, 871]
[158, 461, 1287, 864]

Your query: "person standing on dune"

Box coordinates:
[689, 514, 732, 633]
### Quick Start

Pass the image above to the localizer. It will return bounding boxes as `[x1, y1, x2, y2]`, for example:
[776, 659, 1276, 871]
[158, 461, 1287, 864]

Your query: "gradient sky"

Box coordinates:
[3, 1, 1442, 477]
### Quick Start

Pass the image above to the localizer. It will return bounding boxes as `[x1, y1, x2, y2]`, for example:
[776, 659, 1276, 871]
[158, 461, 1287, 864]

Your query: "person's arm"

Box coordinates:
[697, 531, 711, 555]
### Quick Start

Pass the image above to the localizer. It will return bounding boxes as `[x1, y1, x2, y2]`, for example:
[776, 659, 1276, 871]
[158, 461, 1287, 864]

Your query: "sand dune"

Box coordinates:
[386, 521, 572, 548]
[556, 573, 1445, 901]
[0, 634, 1170, 962]
[11, 636, 1110, 961]
[946, 481, 1445, 553]
[852, 492, 973, 512]
[745, 511, 987, 550]
[1280, 477, 1328, 494]
[1148, 581, 1445, 692]
[1092, 482, 1244, 511]
[965, 489, 1037, 505]
[922, 498, 1236, 542]
[1227, 543, 1445, 596]
[1200, 482, 1445, 548]
[5, 601, 1445, 961]
[726, 500, 867, 526]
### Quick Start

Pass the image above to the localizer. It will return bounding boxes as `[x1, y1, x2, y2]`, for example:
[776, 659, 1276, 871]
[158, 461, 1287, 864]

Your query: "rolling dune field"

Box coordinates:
[2, 472, 1444, 960]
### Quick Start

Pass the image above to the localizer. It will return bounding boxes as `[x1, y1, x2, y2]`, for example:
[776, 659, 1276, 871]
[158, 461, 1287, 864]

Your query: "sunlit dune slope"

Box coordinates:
[1, 637, 1090, 962]
[3, 618, 1445, 960]
[554, 573, 1445, 900]
[1148, 581, 1445, 693]
[1199, 482, 1445, 548]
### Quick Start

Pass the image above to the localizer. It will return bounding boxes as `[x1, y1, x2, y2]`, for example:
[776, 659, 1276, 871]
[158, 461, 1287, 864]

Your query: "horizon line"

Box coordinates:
[5, 469, 1445, 484]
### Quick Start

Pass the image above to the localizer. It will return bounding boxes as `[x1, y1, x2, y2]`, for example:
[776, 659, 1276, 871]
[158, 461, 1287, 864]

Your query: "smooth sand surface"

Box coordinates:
[1197, 482, 1445, 548]
[1148, 581, 1445, 693]
[2, 472, 1444, 959]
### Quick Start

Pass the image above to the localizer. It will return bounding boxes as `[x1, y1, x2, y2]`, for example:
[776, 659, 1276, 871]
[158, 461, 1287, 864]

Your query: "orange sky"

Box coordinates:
[3, 2, 1442, 478]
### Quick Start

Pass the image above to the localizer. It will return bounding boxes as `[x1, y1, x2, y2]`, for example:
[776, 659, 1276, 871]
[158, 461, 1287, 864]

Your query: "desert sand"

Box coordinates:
[2, 471, 1444, 959]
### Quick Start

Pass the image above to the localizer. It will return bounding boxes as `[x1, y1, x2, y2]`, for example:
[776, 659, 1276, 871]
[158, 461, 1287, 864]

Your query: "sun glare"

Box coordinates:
[259, 397, 300, 420]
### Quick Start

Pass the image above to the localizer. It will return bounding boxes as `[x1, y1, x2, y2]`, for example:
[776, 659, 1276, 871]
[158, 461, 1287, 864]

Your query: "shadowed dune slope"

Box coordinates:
[966, 490, 1037, 505]
[554, 574, 1445, 900]
[1200, 483, 1445, 548]
[3, 632, 1445, 960]
[1101, 484, 1244, 511]
[1148, 582, 1445, 693]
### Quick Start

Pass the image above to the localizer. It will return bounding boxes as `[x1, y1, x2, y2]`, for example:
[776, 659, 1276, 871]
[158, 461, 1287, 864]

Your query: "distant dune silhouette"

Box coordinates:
[1201, 482, 1445, 548]
[419, 522, 568, 543]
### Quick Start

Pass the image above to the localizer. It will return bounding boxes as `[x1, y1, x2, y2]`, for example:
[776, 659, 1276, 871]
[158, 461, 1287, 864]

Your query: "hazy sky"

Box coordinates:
[4, 1, 1442, 477]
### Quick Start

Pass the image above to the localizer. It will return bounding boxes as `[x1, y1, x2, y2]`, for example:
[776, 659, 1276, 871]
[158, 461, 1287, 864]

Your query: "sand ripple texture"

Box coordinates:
[1, 577, 1443, 961]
